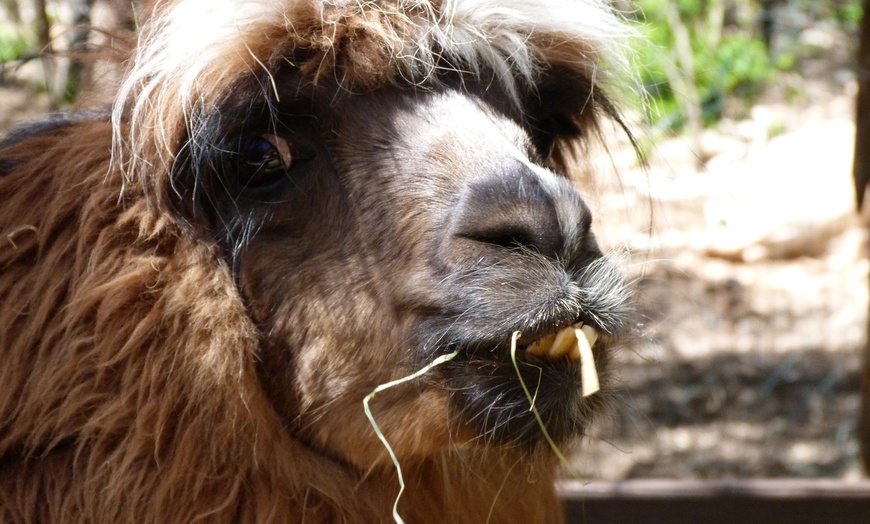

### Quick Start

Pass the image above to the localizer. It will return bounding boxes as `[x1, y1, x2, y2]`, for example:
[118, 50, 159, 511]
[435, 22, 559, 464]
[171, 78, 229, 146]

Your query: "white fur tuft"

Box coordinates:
[112, 0, 633, 184]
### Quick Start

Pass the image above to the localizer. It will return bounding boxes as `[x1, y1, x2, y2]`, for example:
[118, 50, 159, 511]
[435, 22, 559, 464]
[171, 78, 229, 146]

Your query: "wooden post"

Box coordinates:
[856, 0, 870, 476]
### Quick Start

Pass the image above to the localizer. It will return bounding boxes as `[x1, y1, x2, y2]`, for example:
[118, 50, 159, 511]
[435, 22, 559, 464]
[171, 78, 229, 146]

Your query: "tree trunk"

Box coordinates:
[3, 0, 21, 23]
[52, 0, 95, 106]
[32, 0, 55, 106]
[856, 0, 870, 476]
[663, 2, 705, 167]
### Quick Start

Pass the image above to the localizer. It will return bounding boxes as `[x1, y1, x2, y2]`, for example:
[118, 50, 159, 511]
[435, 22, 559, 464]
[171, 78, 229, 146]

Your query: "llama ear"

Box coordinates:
[525, 66, 632, 173]
[525, 67, 597, 162]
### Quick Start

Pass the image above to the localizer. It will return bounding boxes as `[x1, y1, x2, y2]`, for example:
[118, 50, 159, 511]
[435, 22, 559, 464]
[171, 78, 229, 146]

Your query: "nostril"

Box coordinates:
[458, 220, 561, 255]
[451, 167, 566, 258]
[460, 226, 536, 251]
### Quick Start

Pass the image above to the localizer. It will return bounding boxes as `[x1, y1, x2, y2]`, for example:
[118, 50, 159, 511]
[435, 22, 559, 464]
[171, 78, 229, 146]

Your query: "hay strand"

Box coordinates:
[509, 331, 581, 477]
[363, 350, 459, 524]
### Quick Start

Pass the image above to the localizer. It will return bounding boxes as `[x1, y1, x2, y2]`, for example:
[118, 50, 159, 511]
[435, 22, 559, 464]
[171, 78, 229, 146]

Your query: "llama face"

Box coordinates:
[177, 69, 632, 468]
[0, 1, 639, 519]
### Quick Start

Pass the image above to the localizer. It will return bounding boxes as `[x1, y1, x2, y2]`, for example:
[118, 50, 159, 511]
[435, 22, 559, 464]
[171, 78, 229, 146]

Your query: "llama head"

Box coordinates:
[114, 0, 636, 469]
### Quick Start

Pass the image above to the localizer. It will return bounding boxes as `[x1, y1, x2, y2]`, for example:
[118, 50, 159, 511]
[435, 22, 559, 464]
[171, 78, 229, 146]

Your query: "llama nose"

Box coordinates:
[451, 164, 589, 260]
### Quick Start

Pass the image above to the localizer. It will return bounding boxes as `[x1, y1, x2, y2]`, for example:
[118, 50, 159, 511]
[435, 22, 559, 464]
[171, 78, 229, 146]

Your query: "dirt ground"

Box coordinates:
[1, 22, 866, 484]
[572, 30, 867, 481]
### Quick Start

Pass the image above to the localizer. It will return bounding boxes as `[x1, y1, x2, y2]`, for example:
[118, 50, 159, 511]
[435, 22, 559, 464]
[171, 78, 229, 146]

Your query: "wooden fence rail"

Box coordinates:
[559, 479, 870, 524]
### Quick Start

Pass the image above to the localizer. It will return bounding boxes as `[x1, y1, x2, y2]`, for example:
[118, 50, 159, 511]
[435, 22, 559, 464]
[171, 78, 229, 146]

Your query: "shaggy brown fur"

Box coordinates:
[0, 1, 636, 522]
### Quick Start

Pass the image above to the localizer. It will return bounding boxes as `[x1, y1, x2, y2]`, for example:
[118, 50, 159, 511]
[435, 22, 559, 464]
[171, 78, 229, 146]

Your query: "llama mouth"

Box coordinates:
[437, 319, 611, 447]
[519, 323, 600, 397]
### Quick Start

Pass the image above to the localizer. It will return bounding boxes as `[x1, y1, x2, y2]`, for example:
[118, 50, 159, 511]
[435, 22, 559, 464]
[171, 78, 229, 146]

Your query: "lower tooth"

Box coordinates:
[547, 328, 576, 358]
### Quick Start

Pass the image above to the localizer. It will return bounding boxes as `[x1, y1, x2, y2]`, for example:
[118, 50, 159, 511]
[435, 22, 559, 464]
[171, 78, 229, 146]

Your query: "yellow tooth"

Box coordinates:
[527, 333, 555, 356]
[547, 327, 577, 358]
[574, 325, 600, 397]
[580, 324, 599, 347]
[567, 341, 582, 361]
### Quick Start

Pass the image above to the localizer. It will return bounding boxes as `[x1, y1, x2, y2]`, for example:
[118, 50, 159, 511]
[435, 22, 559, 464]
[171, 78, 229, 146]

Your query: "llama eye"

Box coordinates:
[236, 133, 293, 190]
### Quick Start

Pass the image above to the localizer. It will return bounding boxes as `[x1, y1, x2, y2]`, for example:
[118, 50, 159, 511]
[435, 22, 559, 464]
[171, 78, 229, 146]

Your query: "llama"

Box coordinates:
[0, 0, 635, 522]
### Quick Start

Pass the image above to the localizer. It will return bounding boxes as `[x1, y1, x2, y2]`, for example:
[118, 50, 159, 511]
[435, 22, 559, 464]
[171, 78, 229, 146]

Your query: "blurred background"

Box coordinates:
[0, 0, 867, 483]
[578, 0, 868, 482]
